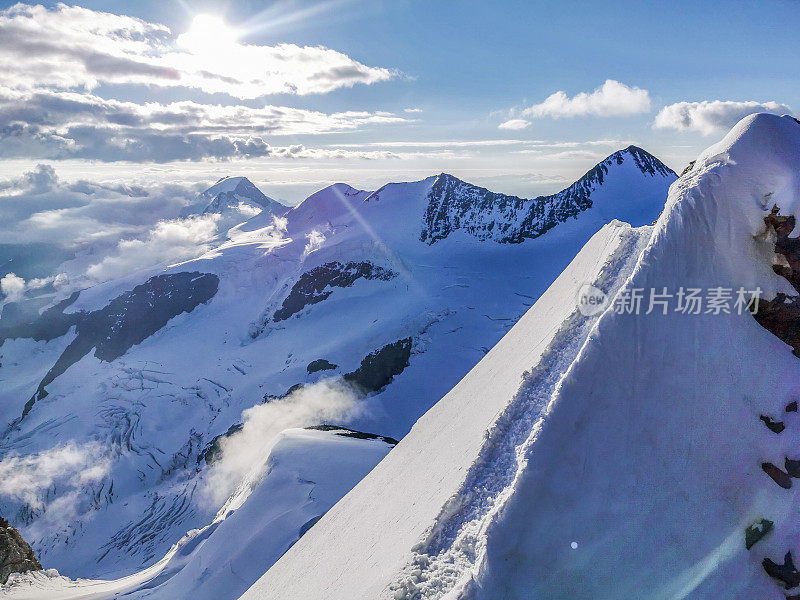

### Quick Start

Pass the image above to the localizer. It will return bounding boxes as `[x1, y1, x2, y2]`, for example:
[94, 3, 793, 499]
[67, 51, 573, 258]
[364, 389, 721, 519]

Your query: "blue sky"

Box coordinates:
[0, 0, 797, 202]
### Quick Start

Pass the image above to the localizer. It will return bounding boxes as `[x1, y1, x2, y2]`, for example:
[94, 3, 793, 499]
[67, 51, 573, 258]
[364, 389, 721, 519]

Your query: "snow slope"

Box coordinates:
[183, 176, 288, 236]
[240, 114, 800, 600]
[1, 427, 394, 600]
[0, 147, 674, 585]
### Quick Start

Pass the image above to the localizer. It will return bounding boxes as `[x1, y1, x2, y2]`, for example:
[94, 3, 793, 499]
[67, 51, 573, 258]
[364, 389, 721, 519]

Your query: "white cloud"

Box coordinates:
[654, 100, 793, 135]
[0, 442, 111, 511]
[498, 118, 531, 130]
[203, 379, 359, 505]
[0, 272, 69, 304]
[303, 229, 328, 257]
[0, 87, 410, 162]
[85, 214, 221, 282]
[0, 5, 407, 164]
[404, 108, 423, 113]
[0, 4, 395, 98]
[0, 272, 26, 301]
[519, 80, 651, 119]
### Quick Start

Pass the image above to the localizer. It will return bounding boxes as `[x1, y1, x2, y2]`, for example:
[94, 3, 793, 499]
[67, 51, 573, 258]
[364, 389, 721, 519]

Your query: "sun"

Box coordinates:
[177, 14, 240, 53]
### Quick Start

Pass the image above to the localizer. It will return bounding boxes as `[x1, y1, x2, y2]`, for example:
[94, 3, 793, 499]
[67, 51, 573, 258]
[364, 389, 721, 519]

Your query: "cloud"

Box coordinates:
[85, 214, 221, 282]
[404, 108, 422, 113]
[0, 5, 408, 163]
[203, 379, 359, 506]
[303, 229, 328, 257]
[0, 167, 200, 246]
[518, 80, 651, 119]
[0, 272, 69, 303]
[0, 4, 394, 98]
[0, 272, 26, 301]
[0, 165, 223, 289]
[0, 441, 111, 513]
[653, 100, 793, 135]
[498, 119, 531, 130]
[0, 88, 409, 162]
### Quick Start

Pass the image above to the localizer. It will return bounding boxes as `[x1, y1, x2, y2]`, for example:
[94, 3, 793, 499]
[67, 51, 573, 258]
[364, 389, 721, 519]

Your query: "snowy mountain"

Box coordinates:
[238, 114, 800, 599]
[0, 146, 675, 597]
[183, 176, 288, 235]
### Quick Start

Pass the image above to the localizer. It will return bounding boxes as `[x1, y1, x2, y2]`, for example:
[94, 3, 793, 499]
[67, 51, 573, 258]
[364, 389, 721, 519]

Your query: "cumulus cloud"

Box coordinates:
[0, 5, 406, 163]
[498, 119, 531, 131]
[86, 214, 221, 282]
[653, 100, 793, 135]
[0, 272, 69, 303]
[0, 441, 111, 527]
[0, 272, 26, 301]
[0, 4, 394, 98]
[203, 379, 359, 506]
[514, 80, 651, 121]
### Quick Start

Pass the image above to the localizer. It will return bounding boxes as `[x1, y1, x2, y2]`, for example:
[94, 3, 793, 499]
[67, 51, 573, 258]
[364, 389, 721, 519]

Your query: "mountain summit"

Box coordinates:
[421, 146, 675, 244]
[184, 176, 288, 235]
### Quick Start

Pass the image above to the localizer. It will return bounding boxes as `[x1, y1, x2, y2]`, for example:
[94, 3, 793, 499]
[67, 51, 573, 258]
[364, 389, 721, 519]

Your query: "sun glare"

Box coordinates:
[178, 14, 240, 53]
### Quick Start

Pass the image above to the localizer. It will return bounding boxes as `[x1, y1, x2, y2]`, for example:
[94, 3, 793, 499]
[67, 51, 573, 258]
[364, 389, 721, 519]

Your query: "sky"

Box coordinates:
[0, 0, 797, 202]
[0, 0, 798, 296]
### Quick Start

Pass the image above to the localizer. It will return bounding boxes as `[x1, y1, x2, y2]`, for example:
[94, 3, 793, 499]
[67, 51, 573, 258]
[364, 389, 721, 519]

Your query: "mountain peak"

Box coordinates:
[198, 176, 287, 217]
[421, 147, 676, 245]
[607, 145, 676, 178]
[202, 176, 263, 200]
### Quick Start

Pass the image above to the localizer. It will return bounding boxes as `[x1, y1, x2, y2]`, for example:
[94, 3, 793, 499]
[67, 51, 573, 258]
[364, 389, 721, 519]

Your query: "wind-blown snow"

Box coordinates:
[1, 428, 393, 600]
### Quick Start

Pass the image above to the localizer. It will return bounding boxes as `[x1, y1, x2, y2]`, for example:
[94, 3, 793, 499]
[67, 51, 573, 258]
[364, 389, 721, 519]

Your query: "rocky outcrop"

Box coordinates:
[764, 551, 800, 590]
[752, 207, 800, 358]
[15, 272, 219, 418]
[343, 338, 413, 394]
[745, 518, 773, 550]
[273, 262, 396, 322]
[307, 359, 338, 373]
[306, 425, 399, 445]
[0, 516, 42, 584]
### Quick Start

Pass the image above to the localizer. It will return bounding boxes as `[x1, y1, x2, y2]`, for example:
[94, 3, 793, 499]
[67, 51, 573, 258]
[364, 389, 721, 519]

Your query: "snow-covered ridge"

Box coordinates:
[239, 114, 800, 599]
[420, 145, 676, 244]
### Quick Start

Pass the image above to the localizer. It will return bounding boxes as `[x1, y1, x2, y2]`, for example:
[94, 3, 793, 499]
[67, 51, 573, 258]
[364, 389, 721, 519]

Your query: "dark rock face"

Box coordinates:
[764, 551, 800, 590]
[680, 160, 696, 176]
[307, 359, 338, 373]
[0, 292, 81, 345]
[761, 414, 786, 434]
[420, 146, 675, 244]
[752, 206, 800, 356]
[306, 424, 399, 445]
[745, 518, 774, 550]
[197, 423, 243, 466]
[1, 272, 219, 419]
[343, 338, 413, 394]
[273, 261, 395, 322]
[0, 516, 42, 584]
[763, 462, 792, 489]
